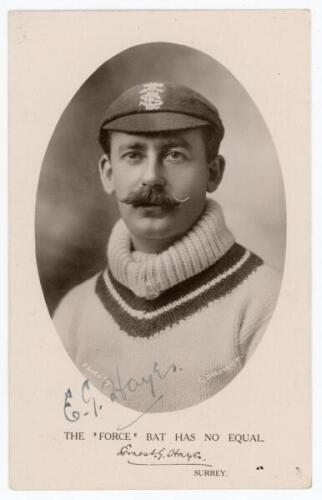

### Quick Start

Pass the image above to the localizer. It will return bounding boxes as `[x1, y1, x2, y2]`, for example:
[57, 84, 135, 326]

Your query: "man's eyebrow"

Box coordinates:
[160, 138, 192, 149]
[118, 142, 146, 152]
[116, 136, 192, 153]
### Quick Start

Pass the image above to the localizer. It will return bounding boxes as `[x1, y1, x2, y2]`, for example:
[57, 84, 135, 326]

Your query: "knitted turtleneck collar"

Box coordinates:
[107, 198, 235, 300]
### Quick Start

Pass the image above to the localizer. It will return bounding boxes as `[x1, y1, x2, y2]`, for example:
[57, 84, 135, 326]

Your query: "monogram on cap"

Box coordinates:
[99, 81, 224, 139]
[139, 82, 165, 111]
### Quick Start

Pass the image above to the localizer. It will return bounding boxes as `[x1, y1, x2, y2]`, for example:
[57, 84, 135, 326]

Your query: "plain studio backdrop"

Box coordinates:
[35, 42, 286, 315]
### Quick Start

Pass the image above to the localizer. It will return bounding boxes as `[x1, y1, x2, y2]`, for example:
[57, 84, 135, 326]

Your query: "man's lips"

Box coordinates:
[132, 201, 171, 208]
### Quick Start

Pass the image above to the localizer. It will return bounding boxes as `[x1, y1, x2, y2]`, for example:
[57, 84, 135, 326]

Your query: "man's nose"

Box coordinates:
[141, 154, 165, 187]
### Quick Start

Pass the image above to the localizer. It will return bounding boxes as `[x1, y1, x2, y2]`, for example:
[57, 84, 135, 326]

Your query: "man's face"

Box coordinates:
[99, 128, 224, 250]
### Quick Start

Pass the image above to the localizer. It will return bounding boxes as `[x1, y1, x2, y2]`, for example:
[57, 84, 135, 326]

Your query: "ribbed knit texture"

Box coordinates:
[107, 198, 235, 300]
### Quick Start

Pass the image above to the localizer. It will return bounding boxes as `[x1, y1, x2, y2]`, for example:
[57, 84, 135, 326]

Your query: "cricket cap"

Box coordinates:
[99, 81, 224, 141]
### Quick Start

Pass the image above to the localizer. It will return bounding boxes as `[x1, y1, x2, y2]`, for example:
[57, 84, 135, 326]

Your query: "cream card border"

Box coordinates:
[8, 7, 312, 493]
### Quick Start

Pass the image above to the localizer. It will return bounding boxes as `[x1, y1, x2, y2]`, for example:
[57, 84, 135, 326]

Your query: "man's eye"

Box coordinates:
[164, 150, 186, 162]
[122, 152, 142, 162]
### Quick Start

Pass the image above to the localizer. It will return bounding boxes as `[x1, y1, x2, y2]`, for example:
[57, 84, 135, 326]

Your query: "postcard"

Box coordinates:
[9, 10, 310, 489]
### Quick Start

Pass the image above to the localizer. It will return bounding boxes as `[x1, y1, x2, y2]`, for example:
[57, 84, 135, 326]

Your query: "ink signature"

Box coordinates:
[64, 379, 103, 422]
[64, 360, 180, 430]
[117, 443, 212, 467]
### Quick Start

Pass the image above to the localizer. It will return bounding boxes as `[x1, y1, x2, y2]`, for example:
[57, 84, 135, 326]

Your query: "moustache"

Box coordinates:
[119, 185, 190, 208]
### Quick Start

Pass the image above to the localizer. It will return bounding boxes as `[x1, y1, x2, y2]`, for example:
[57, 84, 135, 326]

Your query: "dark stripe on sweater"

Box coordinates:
[95, 246, 263, 338]
[108, 243, 247, 312]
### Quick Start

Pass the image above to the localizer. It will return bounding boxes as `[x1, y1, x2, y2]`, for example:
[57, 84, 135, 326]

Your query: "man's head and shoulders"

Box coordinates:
[55, 81, 280, 314]
[54, 82, 281, 370]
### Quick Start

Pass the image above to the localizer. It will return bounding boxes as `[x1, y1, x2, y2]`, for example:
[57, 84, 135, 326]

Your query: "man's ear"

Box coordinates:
[207, 155, 225, 193]
[98, 154, 114, 195]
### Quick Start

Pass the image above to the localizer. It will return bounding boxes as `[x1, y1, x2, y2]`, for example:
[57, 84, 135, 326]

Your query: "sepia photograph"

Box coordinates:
[36, 42, 286, 412]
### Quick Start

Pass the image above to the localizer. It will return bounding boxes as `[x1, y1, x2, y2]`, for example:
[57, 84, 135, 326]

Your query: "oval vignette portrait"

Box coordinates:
[35, 42, 286, 413]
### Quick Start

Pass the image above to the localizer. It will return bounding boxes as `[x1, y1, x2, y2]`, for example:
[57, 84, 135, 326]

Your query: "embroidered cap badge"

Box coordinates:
[138, 82, 164, 111]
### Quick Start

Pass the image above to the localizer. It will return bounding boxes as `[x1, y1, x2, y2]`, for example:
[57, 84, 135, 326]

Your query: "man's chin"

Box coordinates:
[129, 212, 179, 241]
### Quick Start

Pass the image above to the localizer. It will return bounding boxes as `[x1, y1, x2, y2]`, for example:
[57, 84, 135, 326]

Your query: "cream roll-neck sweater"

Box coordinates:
[54, 199, 281, 412]
[107, 199, 235, 300]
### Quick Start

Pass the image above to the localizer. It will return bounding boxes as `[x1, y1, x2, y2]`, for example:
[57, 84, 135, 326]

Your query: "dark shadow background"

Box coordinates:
[35, 42, 286, 316]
